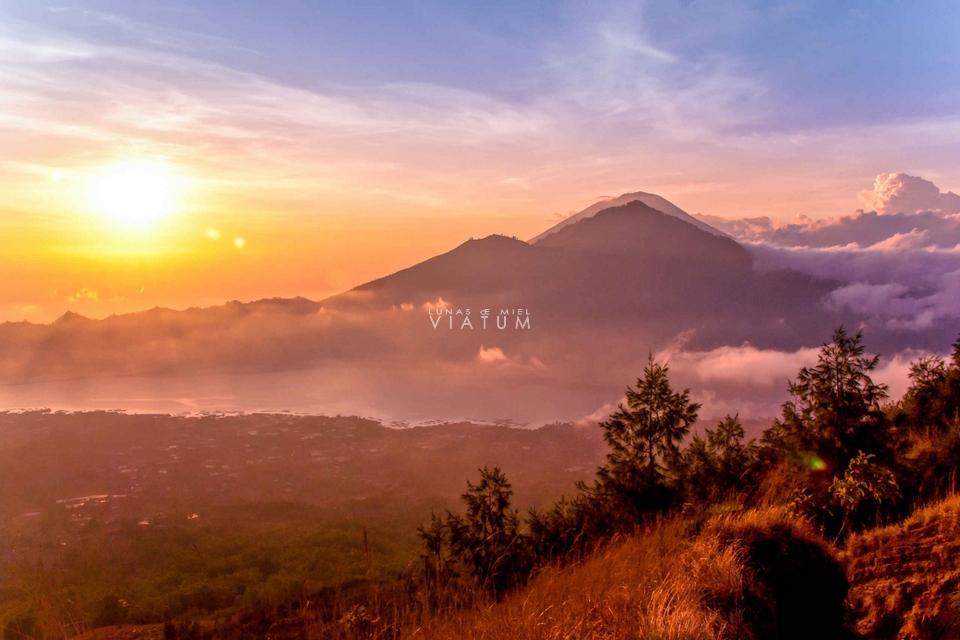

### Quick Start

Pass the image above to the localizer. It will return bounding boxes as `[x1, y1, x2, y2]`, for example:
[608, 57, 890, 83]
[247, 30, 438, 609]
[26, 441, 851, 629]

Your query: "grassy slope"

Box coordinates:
[844, 494, 960, 639]
[410, 507, 849, 640]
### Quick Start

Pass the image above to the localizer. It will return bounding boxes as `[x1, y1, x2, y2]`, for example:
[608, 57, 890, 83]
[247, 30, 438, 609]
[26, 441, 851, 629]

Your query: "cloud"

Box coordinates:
[656, 341, 929, 420]
[539, 4, 767, 143]
[827, 283, 911, 317]
[5, 4, 960, 245]
[666, 343, 820, 387]
[0, 19, 555, 221]
[577, 400, 621, 427]
[866, 229, 931, 251]
[758, 209, 960, 250]
[701, 174, 960, 251]
[694, 214, 774, 240]
[827, 271, 960, 331]
[478, 346, 507, 363]
[422, 298, 452, 311]
[858, 172, 960, 215]
[68, 287, 98, 302]
[748, 243, 960, 335]
[692, 174, 960, 335]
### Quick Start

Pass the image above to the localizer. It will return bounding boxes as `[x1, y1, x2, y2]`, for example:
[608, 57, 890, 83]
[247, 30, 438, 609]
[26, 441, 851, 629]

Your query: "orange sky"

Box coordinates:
[3, 4, 960, 324]
[1, 137, 955, 324]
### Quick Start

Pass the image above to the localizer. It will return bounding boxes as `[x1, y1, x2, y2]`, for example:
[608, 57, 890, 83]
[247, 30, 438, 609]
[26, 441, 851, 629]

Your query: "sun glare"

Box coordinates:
[88, 159, 182, 229]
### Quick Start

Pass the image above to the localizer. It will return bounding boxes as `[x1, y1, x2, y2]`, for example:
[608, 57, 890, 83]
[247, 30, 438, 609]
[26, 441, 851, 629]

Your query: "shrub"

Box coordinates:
[829, 451, 899, 533]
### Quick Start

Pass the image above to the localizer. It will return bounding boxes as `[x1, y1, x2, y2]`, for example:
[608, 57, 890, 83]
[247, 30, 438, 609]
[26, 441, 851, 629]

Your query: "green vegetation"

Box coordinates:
[413, 326, 960, 640]
[3, 326, 960, 639]
[0, 416, 606, 638]
[1, 504, 423, 637]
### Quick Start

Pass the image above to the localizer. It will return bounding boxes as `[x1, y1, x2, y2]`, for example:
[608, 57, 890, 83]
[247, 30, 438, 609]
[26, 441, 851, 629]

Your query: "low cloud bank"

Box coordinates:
[697, 173, 960, 337]
[698, 172, 960, 249]
[655, 341, 926, 422]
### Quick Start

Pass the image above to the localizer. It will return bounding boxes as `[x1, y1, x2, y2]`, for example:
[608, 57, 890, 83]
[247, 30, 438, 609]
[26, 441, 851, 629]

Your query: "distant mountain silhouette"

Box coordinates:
[0, 201, 840, 381]
[347, 201, 746, 308]
[333, 201, 835, 348]
[530, 191, 726, 243]
[0, 198, 912, 421]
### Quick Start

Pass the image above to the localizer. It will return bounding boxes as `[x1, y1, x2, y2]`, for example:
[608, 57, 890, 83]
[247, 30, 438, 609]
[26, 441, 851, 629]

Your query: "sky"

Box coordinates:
[2, 0, 960, 323]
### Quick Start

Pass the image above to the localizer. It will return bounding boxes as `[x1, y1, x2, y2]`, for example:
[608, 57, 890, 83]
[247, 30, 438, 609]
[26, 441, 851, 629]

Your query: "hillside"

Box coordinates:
[844, 495, 960, 639]
[413, 507, 852, 640]
[59, 507, 853, 640]
[26, 498, 960, 640]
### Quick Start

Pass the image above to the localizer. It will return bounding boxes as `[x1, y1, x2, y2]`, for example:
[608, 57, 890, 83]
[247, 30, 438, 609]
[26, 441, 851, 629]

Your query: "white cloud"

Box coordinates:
[657, 341, 930, 420]
[422, 298, 452, 312]
[709, 174, 960, 251]
[478, 346, 507, 363]
[4, 5, 960, 231]
[690, 173, 960, 333]
[865, 229, 931, 251]
[539, 4, 766, 144]
[0, 20, 556, 219]
[826, 282, 909, 314]
[666, 343, 820, 388]
[858, 172, 960, 215]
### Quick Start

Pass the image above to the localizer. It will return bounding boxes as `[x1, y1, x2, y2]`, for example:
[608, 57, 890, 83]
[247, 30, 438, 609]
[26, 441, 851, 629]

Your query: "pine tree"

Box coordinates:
[679, 414, 757, 504]
[416, 513, 449, 584]
[445, 466, 526, 595]
[707, 414, 757, 492]
[766, 327, 890, 474]
[596, 354, 700, 515]
[893, 335, 960, 438]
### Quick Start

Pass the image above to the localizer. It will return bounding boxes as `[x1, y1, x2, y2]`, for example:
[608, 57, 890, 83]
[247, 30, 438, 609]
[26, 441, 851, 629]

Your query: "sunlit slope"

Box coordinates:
[413, 507, 852, 640]
[844, 495, 960, 639]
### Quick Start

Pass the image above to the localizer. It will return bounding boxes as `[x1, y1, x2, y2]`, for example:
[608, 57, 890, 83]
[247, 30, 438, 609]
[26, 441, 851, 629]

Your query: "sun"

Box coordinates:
[88, 159, 182, 229]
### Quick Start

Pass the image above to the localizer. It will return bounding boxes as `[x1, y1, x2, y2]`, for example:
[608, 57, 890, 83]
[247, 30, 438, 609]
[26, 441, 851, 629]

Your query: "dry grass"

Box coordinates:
[407, 507, 840, 640]
[409, 518, 720, 640]
[844, 493, 960, 640]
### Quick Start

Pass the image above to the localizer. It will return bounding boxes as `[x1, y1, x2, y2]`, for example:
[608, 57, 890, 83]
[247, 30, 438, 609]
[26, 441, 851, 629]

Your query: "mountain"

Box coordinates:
[0, 198, 910, 421]
[335, 200, 833, 346]
[529, 191, 726, 243]
[346, 201, 751, 315]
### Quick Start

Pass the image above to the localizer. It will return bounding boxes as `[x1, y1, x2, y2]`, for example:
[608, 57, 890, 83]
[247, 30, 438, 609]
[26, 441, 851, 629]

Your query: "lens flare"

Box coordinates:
[804, 454, 827, 471]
